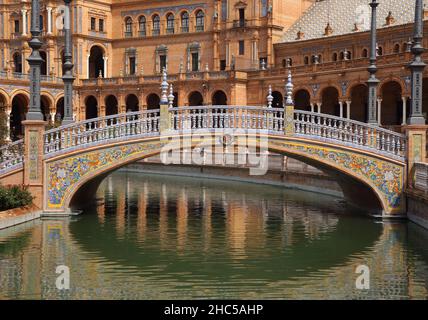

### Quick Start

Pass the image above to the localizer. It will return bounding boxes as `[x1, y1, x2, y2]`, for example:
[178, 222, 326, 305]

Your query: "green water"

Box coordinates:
[1, 171, 428, 299]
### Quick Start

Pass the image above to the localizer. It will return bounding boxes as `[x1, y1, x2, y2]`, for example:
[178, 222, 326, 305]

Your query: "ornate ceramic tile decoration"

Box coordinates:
[46, 141, 166, 209]
[269, 139, 405, 211]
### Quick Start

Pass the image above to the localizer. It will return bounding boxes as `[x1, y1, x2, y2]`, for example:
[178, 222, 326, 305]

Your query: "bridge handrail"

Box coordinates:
[44, 109, 160, 135]
[43, 109, 161, 155]
[0, 139, 24, 174]
[294, 110, 406, 160]
[170, 105, 285, 133]
[39, 106, 406, 161]
[295, 110, 406, 139]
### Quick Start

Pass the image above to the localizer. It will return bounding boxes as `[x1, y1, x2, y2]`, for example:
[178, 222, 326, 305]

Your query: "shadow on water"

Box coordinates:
[69, 171, 383, 282]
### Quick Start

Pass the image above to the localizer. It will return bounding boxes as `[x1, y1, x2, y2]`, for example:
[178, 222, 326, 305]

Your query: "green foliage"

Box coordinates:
[0, 185, 34, 211]
[0, 104, 8, 147]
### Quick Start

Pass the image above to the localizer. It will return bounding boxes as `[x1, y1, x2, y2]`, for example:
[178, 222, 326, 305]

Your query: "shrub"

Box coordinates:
[0, 185, 34, 211]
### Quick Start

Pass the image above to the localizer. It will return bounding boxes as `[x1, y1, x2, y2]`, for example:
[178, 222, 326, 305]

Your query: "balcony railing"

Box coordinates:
[138, 30, 146, 37]
[195, 25, 204, 32]
[124, 31, 133, 38]
[233, 19, 247, 28]
[152, 29, 160, 36]
[166, 28, 174, 34]
[181, 26, 189, 33]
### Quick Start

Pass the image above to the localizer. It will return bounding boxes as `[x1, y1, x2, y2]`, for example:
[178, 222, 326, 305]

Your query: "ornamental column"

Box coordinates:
[62, 0, 75, 125]
[284, 71, 294, 136]
[367, 0, 380, 125]
[402, 96, 408, 125]
[46, 7, 53, 35]
[21, 9, 27, 36]
[408, 0, 426, 125]
[346, 100, 351, 119]
[23, 0, 46, 210]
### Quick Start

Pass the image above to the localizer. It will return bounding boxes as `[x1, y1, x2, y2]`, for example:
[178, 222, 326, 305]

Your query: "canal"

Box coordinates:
[1, 170, 428, 299]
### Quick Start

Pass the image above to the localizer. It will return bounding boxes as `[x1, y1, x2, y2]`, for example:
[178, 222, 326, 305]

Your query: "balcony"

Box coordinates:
[10, 32, 22, 39]
[195, 25, 204, 32]
[138, 30, 146, 37]
[124, 31, 133, 38]
[233, 19, 247, 28]
[166, 28, 175, 35]
[181, 26, 189, 33]
[152, 29, 160, 36]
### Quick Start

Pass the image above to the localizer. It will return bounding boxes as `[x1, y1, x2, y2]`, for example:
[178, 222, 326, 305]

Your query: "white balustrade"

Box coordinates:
[0, 140, 24, 174]
[44, 110, 160, 156]
[294, 110, 406, 160]
[0, 107, 408, 175]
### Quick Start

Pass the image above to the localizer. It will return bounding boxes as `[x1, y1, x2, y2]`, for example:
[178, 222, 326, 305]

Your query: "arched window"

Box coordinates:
[166, 13, 175, 34]
[139, 16, 146, 36]
[393, 43, 400, 53]
[377, 46, 383, 56]
[195, 10, 205, 32]
[282, 59, 286, 68]
[318, 55, 322, 63]
[304, 56, 309, 65]
[125, 17, 133, 37]
[339, 51, 345, 60]
[362, 48, 368, 58]
[39, 15, 44, 31]
[152, 14, 160, 35]
[332, 52, 338, 61]
[181, 11, 189, 33]
[13, 52, 22, 73]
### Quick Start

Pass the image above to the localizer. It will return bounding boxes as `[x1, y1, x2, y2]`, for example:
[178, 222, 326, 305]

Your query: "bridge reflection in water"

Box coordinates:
[1, 171, 428, 299]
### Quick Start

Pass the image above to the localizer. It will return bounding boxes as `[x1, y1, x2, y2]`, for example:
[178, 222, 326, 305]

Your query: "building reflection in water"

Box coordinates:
[1, 171, 428, 299]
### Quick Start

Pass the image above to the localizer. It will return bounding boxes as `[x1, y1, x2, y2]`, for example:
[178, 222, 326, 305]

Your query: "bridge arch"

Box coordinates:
[41, 131, 404, 216]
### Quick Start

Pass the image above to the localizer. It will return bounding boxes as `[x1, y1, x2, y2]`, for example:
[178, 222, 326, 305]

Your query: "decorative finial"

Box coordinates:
[407, 38, 413, 52]
[168, 84, 175, 108]
[324, 22, 333, 36]
[267, 85, 273, 108]
[260, 59, 266, 70]
[344, 50, 349, 60]
[313, 55, 319, 64]
[285, 71, 294, 106]
[160, 67, 169, 104]
[385, 11, 395, 26]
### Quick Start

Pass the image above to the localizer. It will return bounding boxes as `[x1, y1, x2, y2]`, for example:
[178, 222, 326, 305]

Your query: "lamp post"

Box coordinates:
[26, 0, 44, 120]
[408, 0, 426, 125]
[367, 0, 379, 125]
[62, 0, 75, 125]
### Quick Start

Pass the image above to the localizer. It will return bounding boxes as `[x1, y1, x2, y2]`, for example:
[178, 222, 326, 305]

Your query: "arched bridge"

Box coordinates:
[0, 106, 411, 215]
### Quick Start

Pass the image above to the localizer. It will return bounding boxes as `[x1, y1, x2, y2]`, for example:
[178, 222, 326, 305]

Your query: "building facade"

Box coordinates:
[0, 0, 427, 140]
